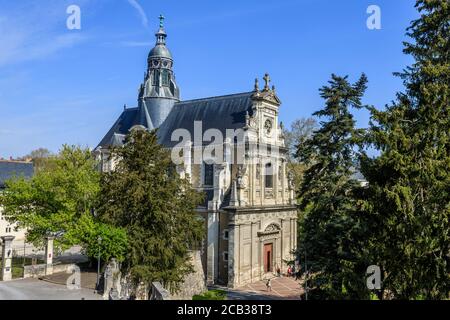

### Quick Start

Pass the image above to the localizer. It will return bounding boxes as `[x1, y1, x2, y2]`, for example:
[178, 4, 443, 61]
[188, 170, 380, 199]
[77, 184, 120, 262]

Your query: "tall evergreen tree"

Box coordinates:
[361, 0, 450, 299]
[97, 129, 205, 291]
[296, 74, 371, 299]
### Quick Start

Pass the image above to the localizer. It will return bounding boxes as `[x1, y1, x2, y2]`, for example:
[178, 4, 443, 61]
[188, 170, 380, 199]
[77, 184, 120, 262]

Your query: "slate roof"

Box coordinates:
[98, 92, 254, 149]
[97, 108, 139, 148]
[0, 161, 34, 189]
[158, 92, 254, 147]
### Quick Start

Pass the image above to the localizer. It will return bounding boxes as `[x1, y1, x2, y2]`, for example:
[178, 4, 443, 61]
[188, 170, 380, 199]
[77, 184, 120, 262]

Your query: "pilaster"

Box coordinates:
[1, 236, 15, 281]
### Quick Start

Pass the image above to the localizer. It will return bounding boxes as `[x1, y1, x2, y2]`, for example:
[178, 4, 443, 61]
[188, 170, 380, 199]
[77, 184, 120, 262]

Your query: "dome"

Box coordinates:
[148, 44, 173, 60]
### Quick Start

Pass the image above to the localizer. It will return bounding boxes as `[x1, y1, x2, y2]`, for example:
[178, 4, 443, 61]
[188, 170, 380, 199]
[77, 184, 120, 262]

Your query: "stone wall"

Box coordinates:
[23, 263, 76, 279]
[105, 250, 206, 300]
[150, 282, 171, 300]
[170, 250, 207, 300]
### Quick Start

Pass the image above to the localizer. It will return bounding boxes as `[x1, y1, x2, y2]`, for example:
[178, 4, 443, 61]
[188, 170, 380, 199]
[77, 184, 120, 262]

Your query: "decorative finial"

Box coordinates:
[254, 78, 259, 92]
[159, 14, 165, 28]
[124, 104, 127, 110]
[272, 85, 276, 93]
[263, 73, 271, 90]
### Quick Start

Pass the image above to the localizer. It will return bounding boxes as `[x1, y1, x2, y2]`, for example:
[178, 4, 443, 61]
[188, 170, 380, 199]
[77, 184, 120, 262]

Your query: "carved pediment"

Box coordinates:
[251, 90, 281, 106]
[257, 223, 281, 237]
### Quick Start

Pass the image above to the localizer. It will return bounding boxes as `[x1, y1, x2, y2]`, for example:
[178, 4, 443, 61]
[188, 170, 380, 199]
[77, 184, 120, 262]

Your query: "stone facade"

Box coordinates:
[177, 85, 298, 287]
[226, 207, 297, 287]
[0, 207, 26, 244]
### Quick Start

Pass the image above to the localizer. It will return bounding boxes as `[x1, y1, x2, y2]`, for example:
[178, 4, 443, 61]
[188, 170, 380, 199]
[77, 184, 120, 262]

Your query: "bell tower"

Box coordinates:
[137, 15, 180, 129]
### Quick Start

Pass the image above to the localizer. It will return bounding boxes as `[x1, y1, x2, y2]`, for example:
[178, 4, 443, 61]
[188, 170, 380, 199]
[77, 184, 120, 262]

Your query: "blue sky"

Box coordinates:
[0, 0, 418, 158]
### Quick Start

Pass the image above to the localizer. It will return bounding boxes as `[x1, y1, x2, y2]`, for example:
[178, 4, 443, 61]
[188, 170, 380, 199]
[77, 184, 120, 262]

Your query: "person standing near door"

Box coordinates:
[266, 278, 272, 292]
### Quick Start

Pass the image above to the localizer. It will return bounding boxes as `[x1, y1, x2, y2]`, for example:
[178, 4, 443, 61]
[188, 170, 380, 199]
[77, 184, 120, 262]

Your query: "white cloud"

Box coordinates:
[127, 0, 149, 28]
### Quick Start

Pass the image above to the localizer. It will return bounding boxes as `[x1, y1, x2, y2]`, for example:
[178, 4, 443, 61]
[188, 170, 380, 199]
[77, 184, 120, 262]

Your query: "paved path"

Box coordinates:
[213, 276, 303, 300]
[0, 278, 102, 300]
[43, 271, 98, 290]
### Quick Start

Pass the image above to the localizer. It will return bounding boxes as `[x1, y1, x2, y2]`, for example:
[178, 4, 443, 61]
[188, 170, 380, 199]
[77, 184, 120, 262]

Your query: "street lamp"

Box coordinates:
[96, 236, 102, 292]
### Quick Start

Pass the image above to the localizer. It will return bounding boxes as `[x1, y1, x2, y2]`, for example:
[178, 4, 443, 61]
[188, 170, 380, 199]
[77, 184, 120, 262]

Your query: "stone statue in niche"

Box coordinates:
[237, 165, 247, 188]
[288, 170, 295, 189]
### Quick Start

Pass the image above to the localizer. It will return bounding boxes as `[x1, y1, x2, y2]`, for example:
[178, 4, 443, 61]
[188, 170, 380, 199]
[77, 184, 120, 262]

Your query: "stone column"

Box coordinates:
[227, 223, 240, 288]
[103, 258, 120, 300]
[259, 161, 264, 206]
[184, 142, 193, 183]
[281, 161, 286, 204]
[206, 211, 219, 285]
[274, 159, 278, 205]
[291, 218, 295, 255]
[251, 163, 256, 206]
[294, 217, 298, 249]
[1, 236, 15, 281]
[45, 236, 54, 276]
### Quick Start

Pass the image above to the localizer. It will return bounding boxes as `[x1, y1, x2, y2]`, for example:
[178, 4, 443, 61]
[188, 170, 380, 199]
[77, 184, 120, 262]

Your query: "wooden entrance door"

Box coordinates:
[263, 243, 273, 273]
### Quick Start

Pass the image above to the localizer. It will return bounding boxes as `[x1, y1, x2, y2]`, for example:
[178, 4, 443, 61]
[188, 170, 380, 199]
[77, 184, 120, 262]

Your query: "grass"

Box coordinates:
[193, 289, 227, 300]
[0, 257, 45, 279]
[12, 266, 23, 279]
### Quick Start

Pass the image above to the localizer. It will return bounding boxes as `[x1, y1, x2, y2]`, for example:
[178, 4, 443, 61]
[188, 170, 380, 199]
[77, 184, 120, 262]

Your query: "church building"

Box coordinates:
[96, 16, 298, 288]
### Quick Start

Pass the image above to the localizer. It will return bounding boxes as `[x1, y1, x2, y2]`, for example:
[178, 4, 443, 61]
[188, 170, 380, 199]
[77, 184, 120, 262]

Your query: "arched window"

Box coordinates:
[152, 70, 160, 86]
[265, 163, 273, 188]
[204, 163, 214, 186]
[161, 69, 169, 86]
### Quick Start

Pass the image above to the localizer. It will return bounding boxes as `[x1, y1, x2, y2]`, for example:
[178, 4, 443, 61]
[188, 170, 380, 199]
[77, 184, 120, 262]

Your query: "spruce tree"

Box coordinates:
[296, 74, 371, 299]
[97, 129, 205, 291]
[361, 0, 450, 299]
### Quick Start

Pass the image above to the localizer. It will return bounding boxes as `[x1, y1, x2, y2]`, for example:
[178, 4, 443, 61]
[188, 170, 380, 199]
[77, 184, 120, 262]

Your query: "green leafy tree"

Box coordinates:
[283, 117, 318, 189]
[65, 213, 128, 262]
[0, 145, 128, 261]
[361, 0, 450, 299]
[97, 129, 205, 291]
[23, 148, 53, 172]
[296, 74, 371, 299]
[284, 117, 318, 162]
[0, 145, 99, 246]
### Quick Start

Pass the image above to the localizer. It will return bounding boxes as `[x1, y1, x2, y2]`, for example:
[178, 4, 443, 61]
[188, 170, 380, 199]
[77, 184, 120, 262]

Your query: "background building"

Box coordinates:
[0, 159, 34, 245]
